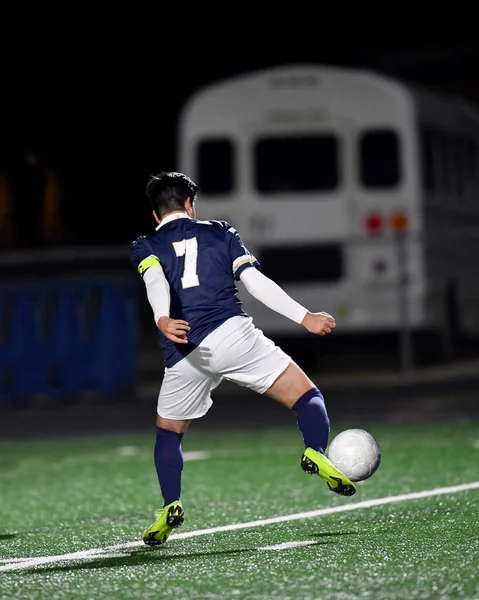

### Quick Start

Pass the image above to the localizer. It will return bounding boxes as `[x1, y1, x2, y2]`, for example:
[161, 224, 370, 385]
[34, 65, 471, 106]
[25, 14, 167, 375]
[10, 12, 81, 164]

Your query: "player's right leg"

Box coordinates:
[208, 316, 355, 497]
[265, 362, 356, 497]
[143, 357, 218, 546]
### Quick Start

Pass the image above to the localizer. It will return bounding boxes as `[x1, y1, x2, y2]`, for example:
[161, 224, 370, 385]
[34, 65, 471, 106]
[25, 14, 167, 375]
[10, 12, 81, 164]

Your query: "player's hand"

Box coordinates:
[157, 317, 190, 344]
[301, 311, 336, 336]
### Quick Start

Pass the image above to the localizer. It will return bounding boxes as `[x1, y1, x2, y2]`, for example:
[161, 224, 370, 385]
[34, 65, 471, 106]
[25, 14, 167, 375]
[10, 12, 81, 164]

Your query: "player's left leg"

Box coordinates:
[209, 316, 355, 497]
[143, 357, 219, 547]
[143, 415, 190, 546]
[265, 362, 355, 497]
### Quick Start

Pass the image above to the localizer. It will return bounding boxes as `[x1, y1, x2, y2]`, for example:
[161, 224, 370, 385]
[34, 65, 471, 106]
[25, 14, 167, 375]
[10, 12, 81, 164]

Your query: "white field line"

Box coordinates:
[183, 451, 211, 461]
[115, 448, 210, 461]
[1, 481, 478, 573]
[257, 540, 317, 551]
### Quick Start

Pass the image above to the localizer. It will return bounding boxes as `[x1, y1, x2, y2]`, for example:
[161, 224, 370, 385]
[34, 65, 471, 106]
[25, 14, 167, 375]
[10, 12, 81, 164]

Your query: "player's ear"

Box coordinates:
[152, 210, 161, 224]
[185, 197, 195, 217]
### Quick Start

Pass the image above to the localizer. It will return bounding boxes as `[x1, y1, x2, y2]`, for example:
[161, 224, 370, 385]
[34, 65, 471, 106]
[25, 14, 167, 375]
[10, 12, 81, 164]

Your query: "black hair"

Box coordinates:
[145, 171, 198, 218]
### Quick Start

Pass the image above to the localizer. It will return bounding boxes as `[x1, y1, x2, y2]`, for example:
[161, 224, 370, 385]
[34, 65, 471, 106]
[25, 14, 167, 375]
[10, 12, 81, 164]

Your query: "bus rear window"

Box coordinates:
[359, 130, 400, 188]
[259, 244, 343, 283]
[254, 135, 339, 194]
[196, 138, 234, 195]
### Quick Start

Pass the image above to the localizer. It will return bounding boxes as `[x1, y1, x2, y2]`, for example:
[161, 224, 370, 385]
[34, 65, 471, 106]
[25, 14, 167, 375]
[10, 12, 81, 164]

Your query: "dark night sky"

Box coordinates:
[3, 39, 479, 245]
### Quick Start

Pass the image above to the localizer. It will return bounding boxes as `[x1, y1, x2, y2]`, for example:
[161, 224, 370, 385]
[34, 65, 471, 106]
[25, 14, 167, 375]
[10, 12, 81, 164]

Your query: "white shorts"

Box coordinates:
[157, 315, 292, 420]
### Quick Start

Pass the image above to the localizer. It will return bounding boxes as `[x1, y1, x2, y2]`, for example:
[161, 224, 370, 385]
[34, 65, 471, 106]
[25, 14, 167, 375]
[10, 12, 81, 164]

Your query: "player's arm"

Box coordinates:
[142, 266, 190, 344]
[131, 241, 190, 344]
[225, 223, 335, 336]
[239, 268, 335, 336]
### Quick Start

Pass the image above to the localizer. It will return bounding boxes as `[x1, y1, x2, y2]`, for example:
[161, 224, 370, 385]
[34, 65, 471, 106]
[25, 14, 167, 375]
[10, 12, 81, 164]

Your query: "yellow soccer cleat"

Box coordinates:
[301, 447, 356, 497]
[143, 500, 185, 546]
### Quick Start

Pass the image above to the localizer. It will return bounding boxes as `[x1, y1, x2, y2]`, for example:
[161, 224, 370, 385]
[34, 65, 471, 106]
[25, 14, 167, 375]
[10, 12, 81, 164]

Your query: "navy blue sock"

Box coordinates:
[292, 388, 330, 454]
[154, 426, 184, 506]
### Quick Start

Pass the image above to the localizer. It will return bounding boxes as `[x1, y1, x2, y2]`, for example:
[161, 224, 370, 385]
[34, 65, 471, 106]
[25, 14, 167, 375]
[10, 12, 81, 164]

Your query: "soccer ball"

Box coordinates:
[327, 428, 381, 482]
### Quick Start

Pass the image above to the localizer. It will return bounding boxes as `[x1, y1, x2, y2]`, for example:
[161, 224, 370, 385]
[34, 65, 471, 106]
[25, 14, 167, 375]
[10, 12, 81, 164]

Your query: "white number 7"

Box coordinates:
[172, 237, 200, 288]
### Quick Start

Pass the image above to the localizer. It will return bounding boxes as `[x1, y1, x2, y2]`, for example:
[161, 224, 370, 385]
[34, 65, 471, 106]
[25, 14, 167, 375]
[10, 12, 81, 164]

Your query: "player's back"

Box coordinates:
[131, 214, 258, 366]
[149, 217, 243, 327]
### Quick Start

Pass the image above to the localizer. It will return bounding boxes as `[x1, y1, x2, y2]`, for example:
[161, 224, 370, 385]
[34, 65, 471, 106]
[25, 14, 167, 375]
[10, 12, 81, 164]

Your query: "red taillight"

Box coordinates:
[364, 211, 409, 235]
[365, 212, 383, 234]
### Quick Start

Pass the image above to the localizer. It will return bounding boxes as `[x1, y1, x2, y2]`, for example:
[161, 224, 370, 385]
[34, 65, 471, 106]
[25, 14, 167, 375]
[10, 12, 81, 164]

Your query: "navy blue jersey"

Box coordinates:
[130, 214, 260, 367]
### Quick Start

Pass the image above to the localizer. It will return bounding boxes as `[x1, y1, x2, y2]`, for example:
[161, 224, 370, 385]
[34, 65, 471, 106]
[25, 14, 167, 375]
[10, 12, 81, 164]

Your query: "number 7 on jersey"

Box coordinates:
[172, 237, 200, 288]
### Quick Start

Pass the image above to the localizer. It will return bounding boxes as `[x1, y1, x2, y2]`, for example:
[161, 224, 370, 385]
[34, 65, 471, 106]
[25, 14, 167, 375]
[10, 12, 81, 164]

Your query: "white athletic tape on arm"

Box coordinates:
[233, 253, 255, 275]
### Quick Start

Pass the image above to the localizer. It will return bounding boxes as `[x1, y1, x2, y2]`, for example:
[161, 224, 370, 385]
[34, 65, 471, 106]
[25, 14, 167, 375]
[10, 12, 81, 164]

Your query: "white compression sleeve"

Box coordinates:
[239, 267, 308, 324]
[142, 265, 171, 325]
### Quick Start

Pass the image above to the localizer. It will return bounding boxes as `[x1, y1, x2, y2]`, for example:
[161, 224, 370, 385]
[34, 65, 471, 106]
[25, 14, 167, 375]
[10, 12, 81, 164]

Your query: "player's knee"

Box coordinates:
[156, 414, 191, 434]
[284, 362, 315, 393]
[265, 361, 318, 408]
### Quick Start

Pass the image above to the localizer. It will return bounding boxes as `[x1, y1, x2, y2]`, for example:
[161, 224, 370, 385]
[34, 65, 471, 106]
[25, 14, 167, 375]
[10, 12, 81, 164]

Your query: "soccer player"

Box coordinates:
[131, 171, 356, 547]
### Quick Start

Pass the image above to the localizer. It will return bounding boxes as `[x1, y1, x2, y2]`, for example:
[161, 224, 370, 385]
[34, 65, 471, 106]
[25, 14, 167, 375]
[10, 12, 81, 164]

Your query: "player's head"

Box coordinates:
[145, 171, 198, 222]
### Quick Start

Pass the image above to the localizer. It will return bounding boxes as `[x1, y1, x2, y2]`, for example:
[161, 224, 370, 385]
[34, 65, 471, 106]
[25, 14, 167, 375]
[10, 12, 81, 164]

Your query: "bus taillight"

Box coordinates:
[365, 212, 383, 235]
[391, 211, 408, 232]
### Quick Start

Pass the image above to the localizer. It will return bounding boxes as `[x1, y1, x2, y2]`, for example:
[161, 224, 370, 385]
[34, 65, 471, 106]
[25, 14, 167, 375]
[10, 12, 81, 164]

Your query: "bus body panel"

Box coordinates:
[178, 65, 479, 337]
